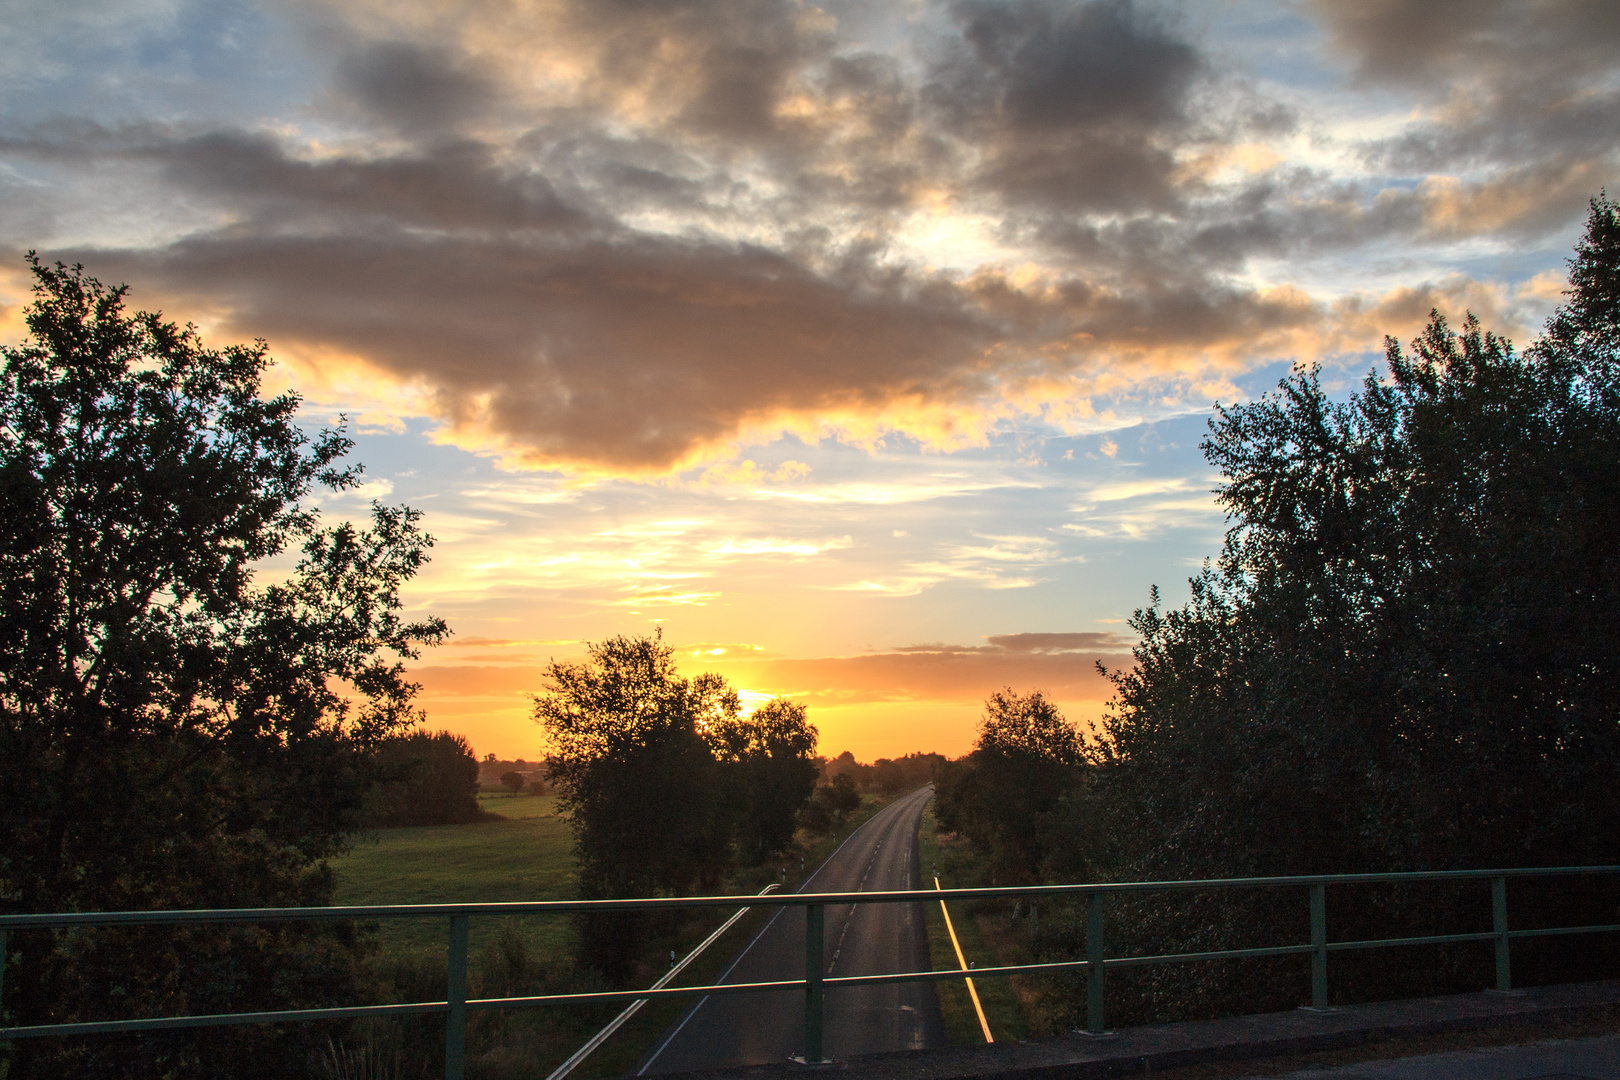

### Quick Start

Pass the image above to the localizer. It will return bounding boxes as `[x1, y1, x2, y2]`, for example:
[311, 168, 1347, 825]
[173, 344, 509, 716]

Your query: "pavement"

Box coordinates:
[636, 785, 945, 1073]
[647, 979, 1620, 1080]
[1269, 1031, 1620, 1079]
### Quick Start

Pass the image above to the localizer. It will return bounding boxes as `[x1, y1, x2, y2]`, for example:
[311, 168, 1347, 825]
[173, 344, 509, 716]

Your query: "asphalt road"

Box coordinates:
[637, 785, 944, 1073]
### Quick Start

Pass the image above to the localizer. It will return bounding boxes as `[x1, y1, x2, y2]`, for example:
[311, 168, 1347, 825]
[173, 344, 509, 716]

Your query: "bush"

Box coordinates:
[366, 731, 484, 827]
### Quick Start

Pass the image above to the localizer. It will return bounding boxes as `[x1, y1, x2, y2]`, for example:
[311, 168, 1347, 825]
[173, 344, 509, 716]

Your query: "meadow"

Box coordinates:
[333, 792, 577, 959]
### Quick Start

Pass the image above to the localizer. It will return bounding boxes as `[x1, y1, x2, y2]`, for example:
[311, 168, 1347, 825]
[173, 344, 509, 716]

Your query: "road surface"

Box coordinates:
[637, 785, 944, 1072]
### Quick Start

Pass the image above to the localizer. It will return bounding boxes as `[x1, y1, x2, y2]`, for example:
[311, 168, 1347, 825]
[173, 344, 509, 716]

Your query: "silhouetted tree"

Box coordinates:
[936, 689, 1082, 883]
[0, 256, 447, 1079]
[1065, 196, 1620, 1015]
[534, 631, 736, 975]
[366, 731, 483, 826]
[500, 770, 525, 794]
[801, 772, 862, 833]
[711, 698, 819, 860]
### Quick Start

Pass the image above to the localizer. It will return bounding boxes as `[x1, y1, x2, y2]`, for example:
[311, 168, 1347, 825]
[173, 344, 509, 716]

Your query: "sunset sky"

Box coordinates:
[3, 1, 1615, 760]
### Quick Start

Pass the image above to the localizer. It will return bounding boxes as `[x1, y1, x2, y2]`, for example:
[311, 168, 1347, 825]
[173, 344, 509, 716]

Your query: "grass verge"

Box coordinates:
[917, 802, 1036, 1043]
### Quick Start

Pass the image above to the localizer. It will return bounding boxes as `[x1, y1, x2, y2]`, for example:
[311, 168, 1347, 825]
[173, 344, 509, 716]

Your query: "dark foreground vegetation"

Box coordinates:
[935, 196, 1620, 1031]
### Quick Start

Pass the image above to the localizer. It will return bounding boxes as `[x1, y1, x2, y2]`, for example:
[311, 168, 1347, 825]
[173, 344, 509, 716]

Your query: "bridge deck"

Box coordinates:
[647, 979, 1620, 1080]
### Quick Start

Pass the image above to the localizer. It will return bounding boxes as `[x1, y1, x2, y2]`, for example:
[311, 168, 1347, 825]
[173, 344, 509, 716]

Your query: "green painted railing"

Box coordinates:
[3, 866, 1619, 1077]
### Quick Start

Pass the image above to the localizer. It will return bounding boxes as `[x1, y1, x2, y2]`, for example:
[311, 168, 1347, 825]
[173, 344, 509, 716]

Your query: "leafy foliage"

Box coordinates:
[366, 731, 484, 827]
[1065, 196, 1620, 1016]
[0, 256, 446, 1078]
[800, 772, 863, 834]
[823, 750, 946, 795]
[935, 689, 1082, 884]
[711, 698, 819, 860]
[534, 630, 818, 975]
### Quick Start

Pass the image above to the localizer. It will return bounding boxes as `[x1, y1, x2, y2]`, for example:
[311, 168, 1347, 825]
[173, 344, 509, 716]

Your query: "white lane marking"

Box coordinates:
[637, 793, 916, 1072]
[825, 786, 927, 975]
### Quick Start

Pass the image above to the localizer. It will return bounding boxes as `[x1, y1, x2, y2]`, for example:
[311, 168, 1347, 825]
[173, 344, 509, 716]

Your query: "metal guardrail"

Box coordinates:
[3, 866, 1619, 1078]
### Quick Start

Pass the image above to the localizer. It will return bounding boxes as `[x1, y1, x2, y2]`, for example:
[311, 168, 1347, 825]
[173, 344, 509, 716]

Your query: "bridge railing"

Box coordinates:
[4, 866, 1620, 1077]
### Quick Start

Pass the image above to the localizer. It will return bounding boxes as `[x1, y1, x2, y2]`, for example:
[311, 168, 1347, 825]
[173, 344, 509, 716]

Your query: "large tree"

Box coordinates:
[936, 688, 1082, 884]
[535, 632, 819, 974]
[0, 257, 447, 1078]
[535, 631, 737, 974]
[365, 730, 484, 827]
[711, 697, 819, 861]
[1070, 197, 1620, 1014]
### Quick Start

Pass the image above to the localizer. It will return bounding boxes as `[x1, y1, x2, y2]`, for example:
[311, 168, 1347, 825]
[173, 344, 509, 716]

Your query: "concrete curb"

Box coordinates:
[652, 980, 1620, 1080]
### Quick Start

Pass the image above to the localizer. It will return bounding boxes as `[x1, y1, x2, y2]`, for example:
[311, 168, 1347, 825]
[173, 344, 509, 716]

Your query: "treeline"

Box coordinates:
[363, 739, 558, 827]
[937, 197, 1620, 1024]
[478, 754, 550, 793]
[534, 631, 821, 975]
[823, 750, 945, 794]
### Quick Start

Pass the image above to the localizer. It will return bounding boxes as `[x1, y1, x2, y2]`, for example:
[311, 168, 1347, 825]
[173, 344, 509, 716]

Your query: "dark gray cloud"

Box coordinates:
[81, 228, 999, 470]
[2, 122, 595, 234]
[331, 40, 499, 138]
[7, 0, 1613, 475]
[559, 0, 829, 136]
[928, 0, 1203, 215]
[50, 186, 1320, 470]
[164, 131, 592, 233]
[1314, 0, 1620, 222]
[985, 631, 1130, 652]
[1320, 0, 1620, 95]
[897, 631, 1132, 654]
[8, 50, 1330, 472]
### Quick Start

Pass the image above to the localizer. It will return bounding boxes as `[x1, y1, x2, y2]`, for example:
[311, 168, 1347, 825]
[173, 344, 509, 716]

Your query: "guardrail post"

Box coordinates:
[1492, 876, 1510, 991]
[1310, 883, 1328, 1008]
[1086, 892, 1107, 1034]
[447, 914, 469, 1080]
[804, 903, 825, 1062]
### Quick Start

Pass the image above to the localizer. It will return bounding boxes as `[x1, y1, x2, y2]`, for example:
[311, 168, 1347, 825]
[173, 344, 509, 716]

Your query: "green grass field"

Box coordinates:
[332, 792, 577, 959]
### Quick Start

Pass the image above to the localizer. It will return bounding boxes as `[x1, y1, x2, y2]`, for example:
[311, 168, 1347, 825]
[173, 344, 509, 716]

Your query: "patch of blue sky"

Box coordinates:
[1, 0, 311, 125]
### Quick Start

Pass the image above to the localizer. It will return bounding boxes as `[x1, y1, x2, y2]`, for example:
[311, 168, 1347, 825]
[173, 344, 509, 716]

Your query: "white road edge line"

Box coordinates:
[635, 786, 932, 1074]
[547, 883, 781, 1080]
